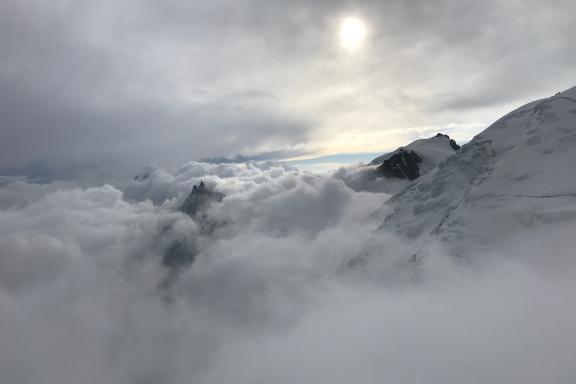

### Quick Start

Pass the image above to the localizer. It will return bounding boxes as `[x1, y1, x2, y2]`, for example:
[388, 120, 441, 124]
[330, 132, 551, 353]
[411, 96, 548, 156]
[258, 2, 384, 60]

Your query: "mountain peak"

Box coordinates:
[369, 133, 459, 167]
[378, 87, 576, 258]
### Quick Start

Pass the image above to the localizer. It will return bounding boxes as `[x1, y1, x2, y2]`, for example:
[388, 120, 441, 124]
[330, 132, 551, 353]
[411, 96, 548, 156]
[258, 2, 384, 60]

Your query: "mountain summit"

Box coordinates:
[337, 133, 459, 193]
[370, 133, 460, 181]
[379, 87, 576, 259]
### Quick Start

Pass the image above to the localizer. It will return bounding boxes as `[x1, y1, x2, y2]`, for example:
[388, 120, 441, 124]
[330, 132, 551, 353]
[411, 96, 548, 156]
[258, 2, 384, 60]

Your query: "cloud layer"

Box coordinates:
[1, 161, 575, 383]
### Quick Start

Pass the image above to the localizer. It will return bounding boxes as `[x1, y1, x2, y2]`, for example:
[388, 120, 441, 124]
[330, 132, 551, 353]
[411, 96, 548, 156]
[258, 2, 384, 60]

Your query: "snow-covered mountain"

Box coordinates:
[370, 133, 459, 172]
[335, 133, 459, 193]
[379, 86, 576, 260]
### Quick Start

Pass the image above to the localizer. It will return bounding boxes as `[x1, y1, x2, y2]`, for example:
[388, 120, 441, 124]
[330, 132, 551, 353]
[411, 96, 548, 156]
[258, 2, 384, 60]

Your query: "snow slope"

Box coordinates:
[379, 87, 576, 260]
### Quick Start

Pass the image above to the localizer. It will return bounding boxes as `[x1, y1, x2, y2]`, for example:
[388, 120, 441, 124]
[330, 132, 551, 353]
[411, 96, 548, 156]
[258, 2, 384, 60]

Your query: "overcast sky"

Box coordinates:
[1, 0, 575, 181]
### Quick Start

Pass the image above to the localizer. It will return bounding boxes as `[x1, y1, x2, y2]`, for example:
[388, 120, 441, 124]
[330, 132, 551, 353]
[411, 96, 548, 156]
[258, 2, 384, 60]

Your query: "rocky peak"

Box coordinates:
[435, 133, 461, 150]
[377, 149, 423, 181]
[180, 180, 224, 217]
[162, 181, 225, 277]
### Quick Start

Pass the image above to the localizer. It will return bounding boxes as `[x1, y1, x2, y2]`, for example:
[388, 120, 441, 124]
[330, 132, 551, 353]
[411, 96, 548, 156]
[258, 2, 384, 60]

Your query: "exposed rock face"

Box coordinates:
[369, 133, 459, 168]
[435, 133, 461, 150]
[180, 180, 224, 218]
[161, 181, 224, 275]
[337, 133, 460, 194]
[377, 149, 423, 181]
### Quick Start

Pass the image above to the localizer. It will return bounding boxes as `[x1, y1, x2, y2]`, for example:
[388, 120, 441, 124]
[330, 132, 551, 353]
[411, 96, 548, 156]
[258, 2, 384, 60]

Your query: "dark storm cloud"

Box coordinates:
[1, 0, 575, 181]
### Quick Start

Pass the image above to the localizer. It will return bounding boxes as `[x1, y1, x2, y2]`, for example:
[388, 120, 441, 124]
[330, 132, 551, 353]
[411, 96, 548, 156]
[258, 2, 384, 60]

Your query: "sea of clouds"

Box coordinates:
[0, 161, 575, 384]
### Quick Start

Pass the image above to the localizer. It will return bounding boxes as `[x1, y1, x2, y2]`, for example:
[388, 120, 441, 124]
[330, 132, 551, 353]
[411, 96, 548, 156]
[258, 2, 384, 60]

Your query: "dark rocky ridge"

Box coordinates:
[435, 133, 461, 150]
[180, 180, 225, 218]
[370, 133, 460, 181]
[162, 181, 224, 273]
[377, 149, 423, 181]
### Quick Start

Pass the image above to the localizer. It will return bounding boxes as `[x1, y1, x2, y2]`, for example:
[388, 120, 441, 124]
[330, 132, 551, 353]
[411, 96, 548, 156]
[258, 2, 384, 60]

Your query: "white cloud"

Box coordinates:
[0, 161, 575, 383]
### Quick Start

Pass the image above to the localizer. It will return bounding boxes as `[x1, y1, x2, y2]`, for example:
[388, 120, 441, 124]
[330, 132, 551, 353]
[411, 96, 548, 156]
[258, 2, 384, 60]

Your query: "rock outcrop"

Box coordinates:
[162, 181, 224, 274]
[180, 180, 224, 218]
[337, 133, 460, 194]
[435, 133, 460, 150]
[376, 149, 423, 181]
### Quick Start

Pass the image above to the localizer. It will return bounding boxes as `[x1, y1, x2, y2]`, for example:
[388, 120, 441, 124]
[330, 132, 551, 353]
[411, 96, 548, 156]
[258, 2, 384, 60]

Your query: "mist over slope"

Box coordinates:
[1, 89, 576, 383]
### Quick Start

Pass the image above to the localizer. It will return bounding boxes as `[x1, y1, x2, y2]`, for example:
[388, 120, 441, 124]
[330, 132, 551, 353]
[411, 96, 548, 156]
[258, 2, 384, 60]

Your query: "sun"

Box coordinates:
[339, 17, 367, 52]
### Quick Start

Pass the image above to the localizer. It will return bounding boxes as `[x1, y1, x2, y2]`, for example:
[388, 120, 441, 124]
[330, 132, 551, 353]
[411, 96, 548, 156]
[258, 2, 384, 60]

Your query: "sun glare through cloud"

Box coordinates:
[339, 17, 368, 52]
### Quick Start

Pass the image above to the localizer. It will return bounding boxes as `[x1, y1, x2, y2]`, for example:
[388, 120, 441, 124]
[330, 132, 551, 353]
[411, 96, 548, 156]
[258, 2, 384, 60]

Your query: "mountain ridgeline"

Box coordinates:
[134, 86, 576, 273]
[336, 132, 460, 194]
[378, 86, 576, 259]
[370, 133, 460, 181]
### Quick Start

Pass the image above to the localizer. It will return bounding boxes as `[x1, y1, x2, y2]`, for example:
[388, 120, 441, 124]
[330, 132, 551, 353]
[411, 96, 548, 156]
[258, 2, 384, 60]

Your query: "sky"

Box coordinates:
[1, 0, 576, 181]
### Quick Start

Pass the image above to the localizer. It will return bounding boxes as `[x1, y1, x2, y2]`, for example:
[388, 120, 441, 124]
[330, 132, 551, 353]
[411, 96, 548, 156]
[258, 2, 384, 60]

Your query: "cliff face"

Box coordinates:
[376, 149, 423, 181]
[337, 133, 460, 194]
[162, 181, 225, 273]
[180, 180, 225, 218]
[370, 133, 460, 181]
